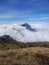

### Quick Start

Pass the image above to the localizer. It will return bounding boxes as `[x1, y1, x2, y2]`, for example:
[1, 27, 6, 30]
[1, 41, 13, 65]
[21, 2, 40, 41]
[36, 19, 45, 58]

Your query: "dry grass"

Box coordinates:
[0, 42, 49, 50]
[0, 47, 49, 65]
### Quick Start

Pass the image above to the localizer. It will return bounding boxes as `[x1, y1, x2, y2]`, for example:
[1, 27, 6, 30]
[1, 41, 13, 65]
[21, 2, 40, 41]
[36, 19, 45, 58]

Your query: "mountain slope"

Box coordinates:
[0, 35, 49, 50]
[0, 35, 15, 43]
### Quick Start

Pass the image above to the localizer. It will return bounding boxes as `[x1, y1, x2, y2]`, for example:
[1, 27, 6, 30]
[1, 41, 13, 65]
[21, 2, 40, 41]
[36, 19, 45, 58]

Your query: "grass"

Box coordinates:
[0, 47, 49, 65]
[0, 35, 49, 65]
[0, 41, 49, 50]
[0, 41, 49, 65]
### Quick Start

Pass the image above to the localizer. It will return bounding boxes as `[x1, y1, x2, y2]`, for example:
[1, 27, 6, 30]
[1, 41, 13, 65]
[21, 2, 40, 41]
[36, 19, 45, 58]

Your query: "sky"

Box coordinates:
[0, 0, 49, 23]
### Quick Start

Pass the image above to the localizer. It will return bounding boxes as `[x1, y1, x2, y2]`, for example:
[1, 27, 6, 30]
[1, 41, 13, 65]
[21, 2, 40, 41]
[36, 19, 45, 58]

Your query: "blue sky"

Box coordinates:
[0, 0, 49, 23]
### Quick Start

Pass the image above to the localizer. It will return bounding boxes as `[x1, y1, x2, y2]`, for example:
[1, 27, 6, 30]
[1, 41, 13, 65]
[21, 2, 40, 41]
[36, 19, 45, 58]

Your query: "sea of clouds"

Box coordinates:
[0, 22, 49, 42]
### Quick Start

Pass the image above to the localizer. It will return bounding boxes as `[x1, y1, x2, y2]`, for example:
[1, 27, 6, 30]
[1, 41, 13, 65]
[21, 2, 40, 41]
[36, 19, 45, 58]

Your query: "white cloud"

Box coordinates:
[0, 22, 49, 42]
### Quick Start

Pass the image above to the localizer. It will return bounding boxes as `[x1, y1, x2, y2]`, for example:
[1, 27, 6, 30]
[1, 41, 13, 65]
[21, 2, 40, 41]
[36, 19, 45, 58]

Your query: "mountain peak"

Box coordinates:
[21, 23, 30, 27]
[0, 35, 15, 43]
[21, 23, 37, 32]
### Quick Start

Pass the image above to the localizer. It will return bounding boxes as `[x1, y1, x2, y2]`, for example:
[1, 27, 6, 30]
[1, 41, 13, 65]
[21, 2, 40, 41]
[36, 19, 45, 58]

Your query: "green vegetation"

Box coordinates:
[0, 35, 49, 65]
[0, 41, 49, 50]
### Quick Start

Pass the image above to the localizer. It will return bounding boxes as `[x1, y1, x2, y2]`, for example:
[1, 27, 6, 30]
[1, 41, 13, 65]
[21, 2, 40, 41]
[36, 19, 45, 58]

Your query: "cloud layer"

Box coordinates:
[0, 22, 49, 42]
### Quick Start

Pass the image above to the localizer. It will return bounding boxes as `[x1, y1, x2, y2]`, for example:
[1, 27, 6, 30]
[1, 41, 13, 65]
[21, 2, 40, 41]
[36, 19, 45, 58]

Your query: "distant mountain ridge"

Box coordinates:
[0, 35, 15, 43]
[21, 23, 37, 32]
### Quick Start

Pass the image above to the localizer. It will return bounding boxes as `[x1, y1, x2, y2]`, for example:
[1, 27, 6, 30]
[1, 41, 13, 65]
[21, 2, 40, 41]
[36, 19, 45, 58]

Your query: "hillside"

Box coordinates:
[0, 35, 49, 65]
[0, 35, 49, 50]
[0, 47, 49, 65]
[0, 36, 49, 65]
